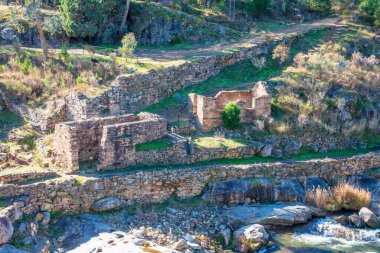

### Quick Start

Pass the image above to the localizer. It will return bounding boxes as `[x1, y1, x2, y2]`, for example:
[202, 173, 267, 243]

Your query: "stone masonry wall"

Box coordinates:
[53, 114, 141, 172]
[98, 114, 168, 169]
[126, 140, 259, 168]
[53, 113, 168, 172]
[189, 82, 271, 131]
[0, 151, 378, 214]
[66, 28, 327, 118]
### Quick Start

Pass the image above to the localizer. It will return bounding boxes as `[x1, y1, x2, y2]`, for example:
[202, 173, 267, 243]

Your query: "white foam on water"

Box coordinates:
[289, 218, 380, 251]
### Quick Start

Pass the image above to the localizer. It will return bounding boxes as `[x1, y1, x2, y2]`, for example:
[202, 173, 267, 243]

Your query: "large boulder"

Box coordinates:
[224, 203, 325, 227]
[274, 179, 305, 203]
[233, 224, 269, 252]
[359, 207, 380, 228]
[281, 138, 302, 156]
[258, 145, 272, 157]
[201, 180, 249, 204]
[0, 245, 28, 253]
[349, 213, 364, 228]
[0, 216, 13, 245]
[92, 197, 126, 212]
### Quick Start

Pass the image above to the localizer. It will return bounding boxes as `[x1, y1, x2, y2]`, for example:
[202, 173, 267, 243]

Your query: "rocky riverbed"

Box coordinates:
[2, 197, 380, 252]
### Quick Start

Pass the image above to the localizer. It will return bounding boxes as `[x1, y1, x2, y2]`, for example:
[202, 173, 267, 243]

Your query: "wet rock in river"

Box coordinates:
[349, 213, 365, 228]
[359, 207, 380, 228]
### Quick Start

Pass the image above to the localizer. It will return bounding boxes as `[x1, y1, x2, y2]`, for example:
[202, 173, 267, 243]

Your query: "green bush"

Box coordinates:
[21, 57, 32, 74]
[359, 0, 380, 26]
[306, 0, 332, 13]
[169, 36, 182, 46]
[222, 102, 240, 129]
[119, 33, 137, 60]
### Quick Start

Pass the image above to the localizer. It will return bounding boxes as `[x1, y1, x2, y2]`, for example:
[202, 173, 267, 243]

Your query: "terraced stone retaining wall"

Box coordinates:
[0, 151, 378, 214]
[66, 28, 333, 120]
[129, 140, 259, 168]
[0, 171, 58, 184]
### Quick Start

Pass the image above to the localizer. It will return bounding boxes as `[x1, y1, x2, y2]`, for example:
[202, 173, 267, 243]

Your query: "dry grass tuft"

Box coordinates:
[306, 182, 371, 211]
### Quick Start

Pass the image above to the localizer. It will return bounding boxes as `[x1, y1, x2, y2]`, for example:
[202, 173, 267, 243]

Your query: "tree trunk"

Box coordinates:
[229, 0, 232, 20]
[118, 0, 131, 38]
[36, 17, 48, 62]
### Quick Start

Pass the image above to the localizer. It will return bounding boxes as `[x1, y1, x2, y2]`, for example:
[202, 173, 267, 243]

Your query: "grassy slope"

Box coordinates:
[143, 29, 329, 113]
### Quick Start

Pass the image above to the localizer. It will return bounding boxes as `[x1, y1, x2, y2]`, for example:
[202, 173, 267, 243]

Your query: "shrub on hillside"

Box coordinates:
[359, 0, 380, 26]
[119, 33, 137, 60]
[21, 57, 32, 74]
[306, 0, 332, 14]
[306, 183, 371, 211]
[272, 44, 290, 65]
[222, 102, 240, 129]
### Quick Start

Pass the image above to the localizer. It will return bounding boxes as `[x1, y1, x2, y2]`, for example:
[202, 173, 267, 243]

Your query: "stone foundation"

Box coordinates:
[0, 151, 378, 214]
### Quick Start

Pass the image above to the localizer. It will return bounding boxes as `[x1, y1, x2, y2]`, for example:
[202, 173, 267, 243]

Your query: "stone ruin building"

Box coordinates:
[52, 112, 167, 173]
[188, 81, 272, 131]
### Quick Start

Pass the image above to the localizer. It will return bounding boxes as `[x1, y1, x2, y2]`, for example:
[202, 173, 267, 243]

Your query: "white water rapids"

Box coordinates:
[269, 217, 380, 252]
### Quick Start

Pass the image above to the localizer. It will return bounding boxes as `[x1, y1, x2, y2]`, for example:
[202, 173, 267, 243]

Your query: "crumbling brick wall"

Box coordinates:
[189, 82, 272, 131]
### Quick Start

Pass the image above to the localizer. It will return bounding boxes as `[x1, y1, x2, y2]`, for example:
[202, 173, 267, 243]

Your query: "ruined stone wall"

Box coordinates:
[190, 82, 271, 131]
[53, 123, 79, 171]
[127, 141, 258, 168]
[0, 171, 58, 184]
[98, 113, 168, 170]
[110, 44, 269, 113]
[53, 114, 143, 172]
[0, 152, 378, 214]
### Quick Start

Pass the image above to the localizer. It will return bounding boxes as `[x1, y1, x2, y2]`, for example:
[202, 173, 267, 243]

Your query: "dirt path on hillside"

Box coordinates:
[1, 17, 339, 66]
[135, 17, 340, 61]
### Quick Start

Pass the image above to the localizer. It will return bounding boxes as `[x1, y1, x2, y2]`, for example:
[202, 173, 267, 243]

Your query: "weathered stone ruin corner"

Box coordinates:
[189, 81, 272, 131]
[52, 112, 168, 173]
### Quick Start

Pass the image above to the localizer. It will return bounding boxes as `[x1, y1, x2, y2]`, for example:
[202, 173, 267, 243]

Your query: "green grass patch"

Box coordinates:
[143, 29, 330, 114]
[74, 176, 87, 185]
[135, 138, 173, 152]
[0, 109, 23, 125]
[0, 198, 9, 210]
[292, 148, 368, 160]
[193, 136, 251, 148]
[359, 134, 380, 149]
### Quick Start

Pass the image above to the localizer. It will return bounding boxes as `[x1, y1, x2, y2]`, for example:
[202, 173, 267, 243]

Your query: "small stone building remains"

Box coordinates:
[189, 82, 272, 131]
[52, 112, 167, 173]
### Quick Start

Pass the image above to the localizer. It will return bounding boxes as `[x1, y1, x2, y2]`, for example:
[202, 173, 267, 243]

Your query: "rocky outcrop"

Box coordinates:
[92, 197, 127, 212]
[359, 207, 380, 228]
[202, 178, 308, 204]
[0, 245, 28, 253]
[129, 2, 241, 45]
[0, 216, 13, 245]
[224, 203, 325, 227]
[233, 224, 269, 252]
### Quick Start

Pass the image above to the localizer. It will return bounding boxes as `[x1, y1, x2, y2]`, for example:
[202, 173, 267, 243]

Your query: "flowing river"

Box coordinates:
[266, 217, 380, 253]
